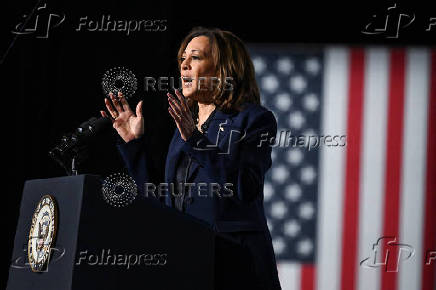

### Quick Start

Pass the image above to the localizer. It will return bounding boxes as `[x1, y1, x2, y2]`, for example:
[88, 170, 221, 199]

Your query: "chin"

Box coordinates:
[182, 87, 196, 99]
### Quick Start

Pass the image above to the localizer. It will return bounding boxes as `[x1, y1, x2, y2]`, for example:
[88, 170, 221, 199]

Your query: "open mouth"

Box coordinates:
[182, 76, 193, 88]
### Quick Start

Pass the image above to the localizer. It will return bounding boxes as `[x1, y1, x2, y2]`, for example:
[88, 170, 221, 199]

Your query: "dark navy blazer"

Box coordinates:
[117, 102, 281, 289]
[117, 102, 276, 231]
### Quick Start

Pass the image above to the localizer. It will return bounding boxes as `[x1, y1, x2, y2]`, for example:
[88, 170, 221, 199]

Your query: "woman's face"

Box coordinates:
[180, 36, 216, 102]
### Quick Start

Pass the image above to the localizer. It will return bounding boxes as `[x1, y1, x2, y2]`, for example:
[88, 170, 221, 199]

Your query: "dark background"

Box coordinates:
[1, 0, 435, 288]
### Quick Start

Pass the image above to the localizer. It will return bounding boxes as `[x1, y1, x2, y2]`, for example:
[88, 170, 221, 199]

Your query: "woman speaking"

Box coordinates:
[101, 27, 282, 290]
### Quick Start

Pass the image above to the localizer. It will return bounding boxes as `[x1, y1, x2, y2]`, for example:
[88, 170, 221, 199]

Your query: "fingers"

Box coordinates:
[168, 101, 180, 121]
[136, 100, 143, 117]
[168, 105, 178, 120]
[168, 107, 181, 125]
[110, 92, 124, 113]
[100, 110, 114, 122]
[104, 96, 118, 119]
[168, 90, 195, 130]
[168, 106, 182, 131]
[167, 92, 182, 117]
[174, 89, 189, 112]
[168, 91, 195, 141]
[118, 92, 131, 112]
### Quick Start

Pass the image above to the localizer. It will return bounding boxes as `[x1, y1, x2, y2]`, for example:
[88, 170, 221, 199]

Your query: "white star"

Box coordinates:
[275, 93, 292, 111]
[263, 182, 273, 201]
[271, 165, 289, 184]
[271, 201, 287, 219]
[289, 111, 305, 129]
[285, 184, 302, 202]
[287, 148, 303, 165]
[301, 166, 316, 184]
[299, 202, 315, 219]
[277, 57, 294, 74]
[252, 56, 266, 75]
[284, 220, 300, 237]
[261, 75, 279, 93]
[290, 75, 307, 93]
[272, 237, 286, 255]
[302, 128, 316, 137]
[303, 93, 319, 111]
[297, 239, 313, 256]
[305, 57, 321, 75]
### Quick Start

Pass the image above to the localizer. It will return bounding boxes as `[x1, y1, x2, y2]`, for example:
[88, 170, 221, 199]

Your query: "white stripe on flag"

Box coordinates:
[398, 48, 430, 290]
[357, 47, 390, 290]
[278, 263, 301, 290]
[317, 47, 349, 290]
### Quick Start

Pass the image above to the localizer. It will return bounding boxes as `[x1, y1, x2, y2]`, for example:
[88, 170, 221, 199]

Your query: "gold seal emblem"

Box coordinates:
[27, 195, 58, 272]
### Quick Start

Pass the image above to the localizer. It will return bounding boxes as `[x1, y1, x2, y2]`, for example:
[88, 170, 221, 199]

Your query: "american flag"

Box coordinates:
[248, 45, 436, 290]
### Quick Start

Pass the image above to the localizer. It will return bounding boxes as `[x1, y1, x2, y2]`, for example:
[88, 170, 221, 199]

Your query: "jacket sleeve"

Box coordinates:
[180, 110, 277, 202]
[116, 134, 152, 198]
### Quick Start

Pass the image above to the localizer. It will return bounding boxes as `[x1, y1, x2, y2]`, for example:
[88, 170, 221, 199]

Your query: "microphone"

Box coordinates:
[49, 117, 112, 175]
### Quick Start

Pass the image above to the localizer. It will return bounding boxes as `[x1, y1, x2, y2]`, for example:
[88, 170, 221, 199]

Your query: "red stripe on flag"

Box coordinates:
[301, 264, 315, 290]
[381, 48, 406, 290]
[340, 48, 365, 290]
[421, 49, 436, 290]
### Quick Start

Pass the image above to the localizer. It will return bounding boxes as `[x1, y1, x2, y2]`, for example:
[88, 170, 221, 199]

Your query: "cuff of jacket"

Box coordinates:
[116, 134, 147, 157]
[182, 127, 205, 154]
[180, 128, 208, 166]
[185, 127, 204, 147]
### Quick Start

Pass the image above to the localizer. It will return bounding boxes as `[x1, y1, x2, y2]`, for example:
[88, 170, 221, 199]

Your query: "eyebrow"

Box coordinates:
[183, 49, 201, 54]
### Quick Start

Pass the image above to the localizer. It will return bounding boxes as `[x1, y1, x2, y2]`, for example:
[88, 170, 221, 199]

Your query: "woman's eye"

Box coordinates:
[180, 56, 200, 63]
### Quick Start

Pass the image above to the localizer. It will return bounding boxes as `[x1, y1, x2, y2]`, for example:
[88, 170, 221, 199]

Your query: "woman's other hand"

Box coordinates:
[101, 92, 144, 143]
[167, 89, 196, 141]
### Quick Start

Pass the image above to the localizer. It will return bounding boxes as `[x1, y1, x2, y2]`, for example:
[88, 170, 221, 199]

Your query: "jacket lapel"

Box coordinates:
[165, 131, 185, 184]
[164, 109, 237, 207]
[184, 109, 235, 182]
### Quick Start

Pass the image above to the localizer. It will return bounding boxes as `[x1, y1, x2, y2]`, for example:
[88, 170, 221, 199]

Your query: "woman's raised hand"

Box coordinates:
[100, 92, 144, 143]
[167, 89, 196, 141]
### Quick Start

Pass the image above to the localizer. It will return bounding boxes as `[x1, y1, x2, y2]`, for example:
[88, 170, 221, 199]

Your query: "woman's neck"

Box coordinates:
[197, 101, 216, 130]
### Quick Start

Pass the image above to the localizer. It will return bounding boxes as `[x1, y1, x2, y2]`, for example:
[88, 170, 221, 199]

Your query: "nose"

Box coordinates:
[181, 58, 191, 71]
